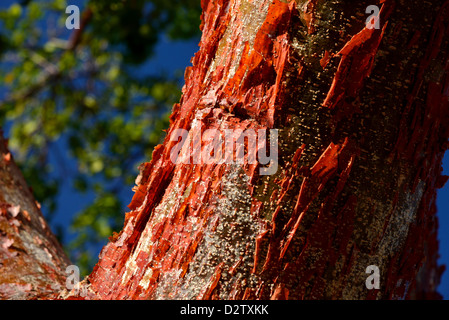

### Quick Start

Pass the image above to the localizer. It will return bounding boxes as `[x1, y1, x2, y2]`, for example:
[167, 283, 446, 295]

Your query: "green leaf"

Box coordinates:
[8, 4, 22, 18]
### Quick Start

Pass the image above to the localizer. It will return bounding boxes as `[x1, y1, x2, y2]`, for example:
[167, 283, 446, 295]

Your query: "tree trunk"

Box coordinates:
[0, 131, 70, 299]
[57, 0, 448, 300]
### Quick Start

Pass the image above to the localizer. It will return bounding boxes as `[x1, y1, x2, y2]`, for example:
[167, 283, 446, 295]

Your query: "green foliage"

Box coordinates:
[69, 190, 123, 276]
[0, 0, 201, 272]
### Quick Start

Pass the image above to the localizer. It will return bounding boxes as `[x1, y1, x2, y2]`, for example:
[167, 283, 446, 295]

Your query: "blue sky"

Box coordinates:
[436, 154, 448, 298]
[0, 0, 447, 299]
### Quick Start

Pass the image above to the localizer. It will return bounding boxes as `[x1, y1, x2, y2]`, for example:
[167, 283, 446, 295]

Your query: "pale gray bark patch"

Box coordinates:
[159, 165, 264, 299]
[341, 181, 425, 299]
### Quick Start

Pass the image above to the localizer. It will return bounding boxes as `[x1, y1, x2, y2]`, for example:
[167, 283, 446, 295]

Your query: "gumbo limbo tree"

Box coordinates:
[1, 0, 449, 299]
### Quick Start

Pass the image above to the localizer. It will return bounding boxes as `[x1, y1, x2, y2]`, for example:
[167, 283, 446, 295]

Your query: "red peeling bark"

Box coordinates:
[0, 131, 70, 299]
[56, 0, 449, 300]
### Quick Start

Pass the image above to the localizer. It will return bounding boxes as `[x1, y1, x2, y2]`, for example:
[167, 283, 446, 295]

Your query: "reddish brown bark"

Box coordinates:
[54, 0, 449, 300]
[0, 131, 70, 299]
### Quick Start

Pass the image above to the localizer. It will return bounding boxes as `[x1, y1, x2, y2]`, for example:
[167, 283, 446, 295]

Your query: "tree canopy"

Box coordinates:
[0, 0, 201, 274]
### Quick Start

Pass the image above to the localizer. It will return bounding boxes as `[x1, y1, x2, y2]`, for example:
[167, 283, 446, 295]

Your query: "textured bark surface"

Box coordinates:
[0, 131, 70, 299]
[60, 0, 449, 299]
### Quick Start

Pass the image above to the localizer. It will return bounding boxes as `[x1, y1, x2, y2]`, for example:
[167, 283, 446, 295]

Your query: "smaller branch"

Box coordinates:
[67, 7, 93, 51]
[0, 7, 94, 109]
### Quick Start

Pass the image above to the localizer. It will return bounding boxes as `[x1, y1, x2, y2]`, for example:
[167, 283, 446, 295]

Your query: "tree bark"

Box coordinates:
[0, 131, 70, 299]
[3, 0, 448, 300]
[57, 0, 449, 300]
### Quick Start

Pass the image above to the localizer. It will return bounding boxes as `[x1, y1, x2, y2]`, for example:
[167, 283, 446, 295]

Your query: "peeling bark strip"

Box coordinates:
[0, 132, 70, 299]
[65, 0, 449, 299]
